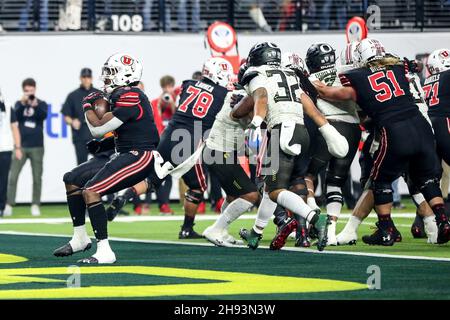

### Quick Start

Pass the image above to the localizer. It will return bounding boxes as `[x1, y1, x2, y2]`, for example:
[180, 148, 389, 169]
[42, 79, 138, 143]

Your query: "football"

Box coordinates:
[93, 97, 110, 118]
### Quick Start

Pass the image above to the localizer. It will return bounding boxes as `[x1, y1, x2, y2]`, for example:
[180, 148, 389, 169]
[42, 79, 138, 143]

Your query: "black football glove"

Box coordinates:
[403, 57, 420, 74]
[82, 91, 104, 112]
[86, 139, 101, 154]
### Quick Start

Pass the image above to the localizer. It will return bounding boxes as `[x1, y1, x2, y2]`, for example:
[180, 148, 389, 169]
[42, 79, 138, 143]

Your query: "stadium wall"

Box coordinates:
[0, 32, 448, 203]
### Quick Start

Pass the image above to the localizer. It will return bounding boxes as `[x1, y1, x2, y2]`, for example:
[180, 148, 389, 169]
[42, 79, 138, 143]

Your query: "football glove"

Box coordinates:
[318, 123, 349, 158]
[82, 91, 104, 112]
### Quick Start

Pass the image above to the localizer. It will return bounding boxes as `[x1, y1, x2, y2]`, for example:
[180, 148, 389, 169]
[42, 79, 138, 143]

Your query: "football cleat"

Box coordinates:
[222, 232, 244, 246]
[106, 195, 127, 221]
[326, 219, 338, 246]
[77, 251, 116, 264]
[270, 216, 298, 250]
[53, 242, 92, 257]
[295, 225, 311, 248]
[437, 221, 450, 244]
[362, 223, 397, 246]
[179, 225, 203, 239]
[411, 214, 427, 238]
[311, 213, 330, 251]
[159, 203, 174, 215]
[239, 228, 262, 250]
[203, 226, 229, 247]
[336, 229, 357, 246]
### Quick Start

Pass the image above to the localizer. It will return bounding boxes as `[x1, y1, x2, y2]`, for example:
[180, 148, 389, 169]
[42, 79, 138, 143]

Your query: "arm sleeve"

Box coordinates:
[85, 114, 123, 138]
[14, 101, 25, 121]
[338, 73, 352, 87]
[112, 91, 141, 122]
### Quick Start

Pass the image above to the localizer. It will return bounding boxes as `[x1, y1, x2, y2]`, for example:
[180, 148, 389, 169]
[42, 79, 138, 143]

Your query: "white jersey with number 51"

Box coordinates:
[244, 65, 304, 129]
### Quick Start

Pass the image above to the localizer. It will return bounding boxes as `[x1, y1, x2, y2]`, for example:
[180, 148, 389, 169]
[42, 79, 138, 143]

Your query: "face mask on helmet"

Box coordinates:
[202, 58, 234, 88]
[305, 43, 336, 74]
[101, 53, 143, 93]
[339, 42, 359, 67]
[247, 42, 281, 67]
[427, 48, 450, 75]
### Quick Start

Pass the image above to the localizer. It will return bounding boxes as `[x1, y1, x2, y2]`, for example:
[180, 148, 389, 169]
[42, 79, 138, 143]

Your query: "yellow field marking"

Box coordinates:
[0, 253, 28, 264]
[0, 266, 366, 299]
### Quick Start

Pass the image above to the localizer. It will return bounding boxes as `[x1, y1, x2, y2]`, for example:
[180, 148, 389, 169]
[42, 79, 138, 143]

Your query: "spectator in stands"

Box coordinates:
[62, 68, 101, 165]
[5, 78, 48, 217]
[240, 1, 272, 32]
[178, 0, 200, 32]
[142, 0, 172, 31]
[0, 89, 21, 217]
[19, 0, 48, 31]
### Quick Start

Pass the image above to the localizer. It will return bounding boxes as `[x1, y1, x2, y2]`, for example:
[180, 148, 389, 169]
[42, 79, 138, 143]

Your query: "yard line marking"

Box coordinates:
[0, 213, 418, 225]
[0, 230, 449, 263]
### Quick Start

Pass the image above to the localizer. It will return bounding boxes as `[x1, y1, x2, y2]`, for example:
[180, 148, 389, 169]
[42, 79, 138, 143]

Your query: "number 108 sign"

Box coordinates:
[111, 14, 143, 32]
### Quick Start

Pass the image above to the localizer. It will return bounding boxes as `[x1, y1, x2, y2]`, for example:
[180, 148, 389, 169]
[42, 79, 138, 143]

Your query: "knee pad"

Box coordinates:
[326, 174, 346, 188]
[419, 178, 442, 202]
[373, 181, 393, 205]
[185, 189, 204, 204]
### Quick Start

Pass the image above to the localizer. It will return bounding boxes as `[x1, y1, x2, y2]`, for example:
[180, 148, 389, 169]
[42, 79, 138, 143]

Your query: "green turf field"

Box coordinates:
[0, 201, 449, 299]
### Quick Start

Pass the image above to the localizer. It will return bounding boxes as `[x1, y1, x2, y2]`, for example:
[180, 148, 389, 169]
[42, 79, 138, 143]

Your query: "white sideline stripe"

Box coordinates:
[0, 213, 418, 225]
[0, 230, 449, 263]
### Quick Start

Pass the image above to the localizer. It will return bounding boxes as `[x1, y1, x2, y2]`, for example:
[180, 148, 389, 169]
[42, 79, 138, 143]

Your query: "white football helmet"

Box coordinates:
[427, 48, 450, 75]
[281, 52, 306, 72]
[201, 57, 234, 88]
[353, 38, 386, 67]
[101, 53, 143, 93]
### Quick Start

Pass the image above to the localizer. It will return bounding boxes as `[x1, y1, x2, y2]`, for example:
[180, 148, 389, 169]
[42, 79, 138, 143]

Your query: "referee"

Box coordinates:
[62, 68, 101, 164]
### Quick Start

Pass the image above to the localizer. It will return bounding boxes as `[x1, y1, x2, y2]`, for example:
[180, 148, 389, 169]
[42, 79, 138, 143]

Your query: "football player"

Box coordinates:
[109, 57, 233, 239]
[303, 43, 362, 246]
[315, 38, 450, 245]
[53, 53, 161, 263]
[201, 79, 260, 246]
[231, 42, 348, 251]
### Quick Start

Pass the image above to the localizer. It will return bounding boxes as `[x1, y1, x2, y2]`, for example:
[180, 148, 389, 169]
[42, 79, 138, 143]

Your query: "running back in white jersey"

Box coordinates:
[245, 65, 304, 129]
[309, 67, 360, 124]
[206, 89, 248, 153]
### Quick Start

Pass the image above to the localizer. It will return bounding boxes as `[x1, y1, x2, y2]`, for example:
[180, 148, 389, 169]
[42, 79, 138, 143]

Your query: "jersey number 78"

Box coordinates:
[178, 86, 214, 118]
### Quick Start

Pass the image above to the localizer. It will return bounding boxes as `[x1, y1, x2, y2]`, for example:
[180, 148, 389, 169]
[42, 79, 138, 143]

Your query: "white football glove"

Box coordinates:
[248, 115, 264, 130]
[318, 123, 349, 158]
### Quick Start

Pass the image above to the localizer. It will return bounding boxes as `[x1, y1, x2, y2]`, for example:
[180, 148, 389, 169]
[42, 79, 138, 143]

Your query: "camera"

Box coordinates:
[162, 93, 171, 102]
[28, 94, 35, 101]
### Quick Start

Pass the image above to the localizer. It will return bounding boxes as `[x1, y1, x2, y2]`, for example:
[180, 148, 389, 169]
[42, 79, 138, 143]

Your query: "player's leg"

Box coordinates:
[105, 179, 148, 221]
[323, 122, 361, 245]
[81, 150, 155, 263]
[178, 162, 207, 239]
[265, 124, 329, 251]
[410, 116, 450, 244]
[54, 156, 109, 257]
[431, 116, 450, 165]
[203, 149, 259, 246]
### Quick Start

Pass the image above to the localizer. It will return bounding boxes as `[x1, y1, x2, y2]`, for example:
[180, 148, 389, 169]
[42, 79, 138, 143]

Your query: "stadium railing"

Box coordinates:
[0, 0, 449, 33]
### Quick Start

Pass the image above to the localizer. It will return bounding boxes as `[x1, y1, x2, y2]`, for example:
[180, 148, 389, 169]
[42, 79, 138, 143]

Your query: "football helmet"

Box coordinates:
[247, 42, 281, 67]
[201, 57, 234, 88]
[281, 52, 306, 72]
[305, 43, 336, 74]
[353, 38, 386, 67]
[101, 53, 143, 93]
[427, 48, 450, 75]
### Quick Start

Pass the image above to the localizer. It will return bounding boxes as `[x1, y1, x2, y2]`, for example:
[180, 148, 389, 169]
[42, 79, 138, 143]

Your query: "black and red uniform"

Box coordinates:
[83, 86, 160, 195]
[423, 68, 450, 165]
[340, 64, 441, 205]
[157, 78, 228, 192]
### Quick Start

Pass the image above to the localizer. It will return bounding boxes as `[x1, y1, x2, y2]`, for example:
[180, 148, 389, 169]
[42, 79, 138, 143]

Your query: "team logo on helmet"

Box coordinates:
[439, 50, 449, 59]
[121, 55, 134, 66]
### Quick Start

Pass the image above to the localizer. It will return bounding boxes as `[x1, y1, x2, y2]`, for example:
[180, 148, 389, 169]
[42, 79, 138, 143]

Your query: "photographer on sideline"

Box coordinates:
[5, 78, 48, 217]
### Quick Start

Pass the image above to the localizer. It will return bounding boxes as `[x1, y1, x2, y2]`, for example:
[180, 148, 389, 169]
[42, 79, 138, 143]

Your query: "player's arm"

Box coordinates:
[301, 93, 327, 127]
[84, 111, 123, 138]
[245, 87, 268, 129]
[230, 95, 254, 120]
[314, 80, 357, 102]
